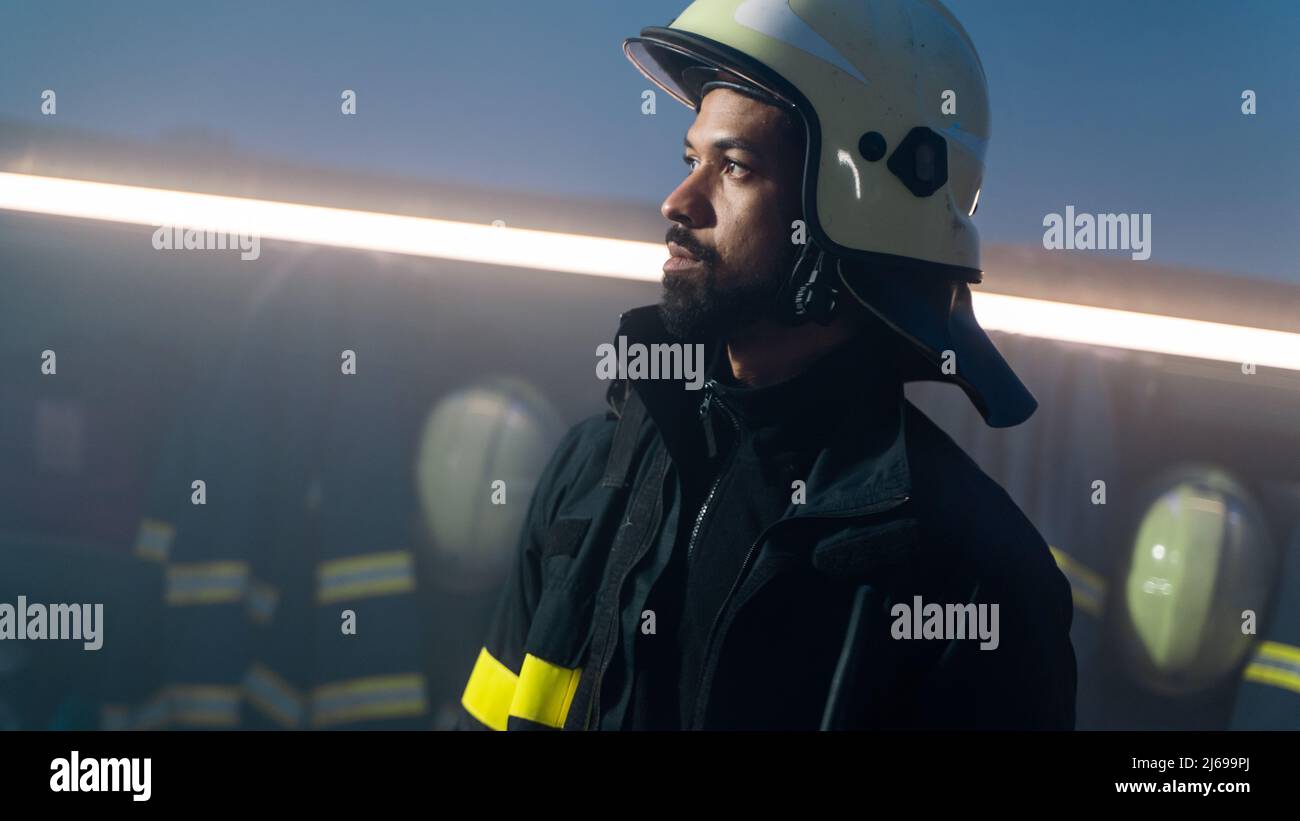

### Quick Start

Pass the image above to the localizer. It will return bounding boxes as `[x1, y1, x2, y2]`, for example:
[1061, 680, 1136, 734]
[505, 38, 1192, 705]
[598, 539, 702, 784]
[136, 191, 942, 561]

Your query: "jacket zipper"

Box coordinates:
[688, 380, 739, 561]
[584, 375, 736, 728]
[690, 492, 911, 729]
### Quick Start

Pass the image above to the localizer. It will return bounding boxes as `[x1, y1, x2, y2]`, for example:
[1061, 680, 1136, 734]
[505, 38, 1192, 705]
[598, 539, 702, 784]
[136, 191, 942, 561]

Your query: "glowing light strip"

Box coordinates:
[0, 172, 664, 281]
[972, 292, 1300, 371]
[1, 172, 1297, 372]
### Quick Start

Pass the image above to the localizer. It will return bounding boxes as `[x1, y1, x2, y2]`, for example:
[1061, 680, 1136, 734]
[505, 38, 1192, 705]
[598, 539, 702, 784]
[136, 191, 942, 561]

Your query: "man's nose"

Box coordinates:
[661, 172, 711, 227]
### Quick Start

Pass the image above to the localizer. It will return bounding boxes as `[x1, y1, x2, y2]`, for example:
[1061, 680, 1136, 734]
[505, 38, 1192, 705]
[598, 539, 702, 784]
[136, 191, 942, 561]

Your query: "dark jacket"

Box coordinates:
[458, 305, 1077, 730]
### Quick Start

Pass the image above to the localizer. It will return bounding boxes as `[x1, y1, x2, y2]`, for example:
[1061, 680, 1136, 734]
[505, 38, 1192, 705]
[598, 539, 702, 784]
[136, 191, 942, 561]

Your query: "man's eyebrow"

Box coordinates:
[683, 135, 764, 158]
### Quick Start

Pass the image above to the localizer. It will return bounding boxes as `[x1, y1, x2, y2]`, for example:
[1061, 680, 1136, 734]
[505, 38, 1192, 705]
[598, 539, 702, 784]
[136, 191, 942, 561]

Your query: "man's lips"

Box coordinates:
[664, 241, 702, 272]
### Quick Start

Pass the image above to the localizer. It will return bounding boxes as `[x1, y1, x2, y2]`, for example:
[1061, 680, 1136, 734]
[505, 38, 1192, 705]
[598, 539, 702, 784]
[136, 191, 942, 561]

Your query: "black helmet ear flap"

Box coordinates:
[836, 260, 1038, 428]
[771, 241, 841, 327]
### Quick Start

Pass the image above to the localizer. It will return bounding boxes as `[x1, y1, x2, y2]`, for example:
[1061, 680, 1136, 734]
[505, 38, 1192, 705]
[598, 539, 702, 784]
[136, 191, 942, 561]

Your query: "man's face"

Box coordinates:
[659, 87, 805, 339]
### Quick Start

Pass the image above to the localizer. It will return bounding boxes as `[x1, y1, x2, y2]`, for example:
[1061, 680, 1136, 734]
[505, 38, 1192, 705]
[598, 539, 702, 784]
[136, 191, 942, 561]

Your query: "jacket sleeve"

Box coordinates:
[1038, 564, 1079, 729]
[453, 420, 589, 730]
[995, 555, 1078, 730]
[925, 539, 1078, 730]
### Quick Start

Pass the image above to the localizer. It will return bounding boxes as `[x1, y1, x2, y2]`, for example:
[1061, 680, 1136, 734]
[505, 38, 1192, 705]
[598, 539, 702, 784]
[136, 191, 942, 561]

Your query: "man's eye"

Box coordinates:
[681, 157, 748, 177]
[724, 159, 749, 177]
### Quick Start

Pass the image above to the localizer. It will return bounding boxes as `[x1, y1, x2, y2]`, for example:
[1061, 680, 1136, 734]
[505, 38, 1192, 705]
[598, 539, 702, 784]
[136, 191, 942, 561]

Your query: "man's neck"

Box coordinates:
[725, 314, 864, 388]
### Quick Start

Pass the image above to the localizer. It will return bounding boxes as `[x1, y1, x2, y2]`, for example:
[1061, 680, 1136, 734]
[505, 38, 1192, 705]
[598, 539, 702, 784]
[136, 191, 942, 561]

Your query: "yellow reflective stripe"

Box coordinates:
[310, 673, 427, 727]
[1257, 640, 1300, 666]
[508, 654, 582, 729]
[165, 561, 249, 605]
[1241, 640, 1300, 695]
[1048, 545, 1107, 593]
[1048, 545, 1106, 617]
[461, 648, 518, 731]
[167, 685, 242, 727]
[1069, 587, 1103, 618]
[243, 663, 304, 728]
[1244, 663, 1300, 695]
[316, 551, 416, 604]
[134, 518, 175, 562]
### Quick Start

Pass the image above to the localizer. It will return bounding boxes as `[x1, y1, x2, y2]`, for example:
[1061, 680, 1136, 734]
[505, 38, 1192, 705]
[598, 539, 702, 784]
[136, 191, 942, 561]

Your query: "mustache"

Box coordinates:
[665, 226, 718, 266]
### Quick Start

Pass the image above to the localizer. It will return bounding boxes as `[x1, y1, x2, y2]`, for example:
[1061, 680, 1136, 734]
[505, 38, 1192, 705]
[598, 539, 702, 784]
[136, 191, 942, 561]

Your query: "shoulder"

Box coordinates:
[530, 412, 617, 519]
[553, 412, 618, 473]
[900, 398, 1030, 539]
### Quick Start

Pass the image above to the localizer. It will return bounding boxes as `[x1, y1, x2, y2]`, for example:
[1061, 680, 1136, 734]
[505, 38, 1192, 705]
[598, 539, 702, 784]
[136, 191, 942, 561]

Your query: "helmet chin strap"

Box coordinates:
[771, 239, 841, 326]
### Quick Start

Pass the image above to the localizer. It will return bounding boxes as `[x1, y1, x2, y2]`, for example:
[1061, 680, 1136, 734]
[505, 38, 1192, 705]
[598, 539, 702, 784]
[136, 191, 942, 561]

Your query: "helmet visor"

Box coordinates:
[624, 36, 795, 113]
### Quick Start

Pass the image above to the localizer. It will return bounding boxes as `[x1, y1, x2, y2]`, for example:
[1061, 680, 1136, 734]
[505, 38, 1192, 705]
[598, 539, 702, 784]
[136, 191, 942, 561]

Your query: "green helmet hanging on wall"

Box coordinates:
[1116, 467, 1279, 697]
[625, 0, 1037, 427]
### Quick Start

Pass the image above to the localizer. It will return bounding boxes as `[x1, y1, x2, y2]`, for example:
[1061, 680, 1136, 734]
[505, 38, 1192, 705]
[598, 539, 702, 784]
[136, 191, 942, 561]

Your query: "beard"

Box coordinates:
[658, 225, 800, 340]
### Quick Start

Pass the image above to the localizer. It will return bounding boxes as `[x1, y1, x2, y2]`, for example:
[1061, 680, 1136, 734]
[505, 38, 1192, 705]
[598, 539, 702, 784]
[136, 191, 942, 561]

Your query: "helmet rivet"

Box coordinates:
[858, 132, 887, 162]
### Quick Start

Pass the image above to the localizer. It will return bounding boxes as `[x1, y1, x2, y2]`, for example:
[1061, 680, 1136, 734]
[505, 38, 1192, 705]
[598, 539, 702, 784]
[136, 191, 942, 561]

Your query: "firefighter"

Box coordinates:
[458, 0, 1076, 730]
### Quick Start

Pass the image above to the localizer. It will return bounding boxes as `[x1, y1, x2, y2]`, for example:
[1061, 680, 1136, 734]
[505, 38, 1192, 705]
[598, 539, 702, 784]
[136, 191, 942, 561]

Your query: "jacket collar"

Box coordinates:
[608, 305, 913, 519]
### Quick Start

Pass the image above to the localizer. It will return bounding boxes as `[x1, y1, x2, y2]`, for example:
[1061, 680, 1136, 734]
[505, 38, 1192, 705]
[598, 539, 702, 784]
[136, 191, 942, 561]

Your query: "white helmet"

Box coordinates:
[626, 0, 1037, 427]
